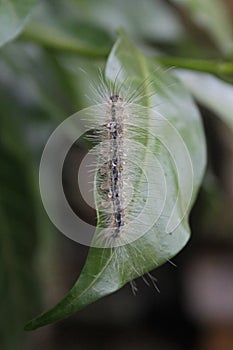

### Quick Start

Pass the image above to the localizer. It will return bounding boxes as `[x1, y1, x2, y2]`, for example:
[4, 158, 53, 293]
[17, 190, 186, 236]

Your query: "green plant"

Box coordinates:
[0, 0, 232, 348]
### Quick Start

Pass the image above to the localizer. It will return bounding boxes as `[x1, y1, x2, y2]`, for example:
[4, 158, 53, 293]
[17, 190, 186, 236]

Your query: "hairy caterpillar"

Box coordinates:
[38, 67, 193, 249]
[25, 34, 202, 332]
[81, 70, 167, 249]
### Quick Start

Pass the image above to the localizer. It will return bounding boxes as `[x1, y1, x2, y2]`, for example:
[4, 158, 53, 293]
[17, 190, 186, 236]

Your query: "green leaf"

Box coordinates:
[175, 70, 233, 130]
[25, 33, 206, 330]
[0, 0, 37, 48]
[170, 0, 233, 54]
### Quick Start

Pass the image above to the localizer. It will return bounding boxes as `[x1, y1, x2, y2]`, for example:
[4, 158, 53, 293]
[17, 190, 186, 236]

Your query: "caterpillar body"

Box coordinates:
[100, 94, 125, 238]
[39, 69, 192, 249]
[82, 75, 166, 249]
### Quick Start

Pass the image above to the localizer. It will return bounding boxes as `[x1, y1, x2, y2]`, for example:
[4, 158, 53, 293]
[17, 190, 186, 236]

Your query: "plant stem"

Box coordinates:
[156, 56, 233, 76]
[20, 23, 110, 58]
[20, 23, 233, 76]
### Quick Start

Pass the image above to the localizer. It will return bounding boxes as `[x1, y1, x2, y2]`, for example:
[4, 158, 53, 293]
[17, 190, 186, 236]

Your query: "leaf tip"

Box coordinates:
[24, 320, 37, 332]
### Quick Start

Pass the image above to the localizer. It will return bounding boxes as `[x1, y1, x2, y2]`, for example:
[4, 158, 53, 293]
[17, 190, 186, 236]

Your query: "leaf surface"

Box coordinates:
[175, 69, 233, 130]
[0, 0, 36, 47]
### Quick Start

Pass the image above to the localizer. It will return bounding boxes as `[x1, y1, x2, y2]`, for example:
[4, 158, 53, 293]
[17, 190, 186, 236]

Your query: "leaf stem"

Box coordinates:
[20, 23, 110, 58]
[156, 56, 233, 76]
[20, 23, 233, 77]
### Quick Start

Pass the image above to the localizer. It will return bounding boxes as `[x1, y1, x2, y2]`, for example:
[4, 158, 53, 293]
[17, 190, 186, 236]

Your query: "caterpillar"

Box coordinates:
[38, 66, 193, 252]
[26, 35, 200, 332]
[81, 71, 167, 249]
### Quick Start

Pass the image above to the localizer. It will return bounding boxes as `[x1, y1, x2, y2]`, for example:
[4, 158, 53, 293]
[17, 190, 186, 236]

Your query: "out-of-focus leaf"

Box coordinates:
[25, 32, 206, 330]
[22, 21, 113, 57]
[171, 0, 233, 54]
[28, 0, 185, 44]
[20, 2, 113, 57]
[0, 95, 40, 349]
[0, 42, 79, 122]
[0, 0, 37, 48]
[175, 70, 233, 130]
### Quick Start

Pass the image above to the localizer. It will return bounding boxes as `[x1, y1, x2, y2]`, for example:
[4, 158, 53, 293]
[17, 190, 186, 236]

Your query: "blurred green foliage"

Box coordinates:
[0, 0, 233, 349]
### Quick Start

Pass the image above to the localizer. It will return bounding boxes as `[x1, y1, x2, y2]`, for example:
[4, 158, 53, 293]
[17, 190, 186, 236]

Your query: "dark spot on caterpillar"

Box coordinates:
[112, 158, 117, 167]
[115, 212, 122, 224]
[110, 94, 119, 103]
[109, 130, 117, 139]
